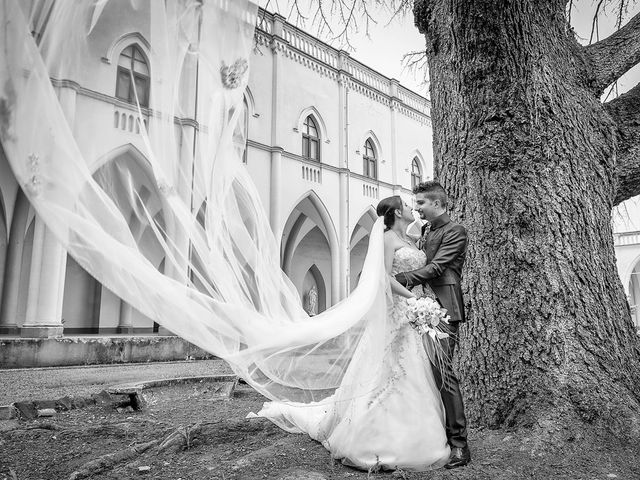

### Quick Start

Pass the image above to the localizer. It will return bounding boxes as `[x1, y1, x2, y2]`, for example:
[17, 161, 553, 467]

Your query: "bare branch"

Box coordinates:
[616, 0, 629, 29]
[604, 83, 640, 205]
[271, 1, 411, 51]
[401, 50, 429, 89]
[589, 0, 605, 44]
[583, 11, 640, 95]
[566, 0, 574, 27]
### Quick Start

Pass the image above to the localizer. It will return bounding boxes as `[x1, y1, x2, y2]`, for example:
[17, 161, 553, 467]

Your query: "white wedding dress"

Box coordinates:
[252, 247, 450, 471]
[1, 4, 446, 461]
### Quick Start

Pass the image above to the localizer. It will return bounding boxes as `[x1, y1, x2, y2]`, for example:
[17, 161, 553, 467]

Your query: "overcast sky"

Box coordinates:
[261, 1, 640, 98]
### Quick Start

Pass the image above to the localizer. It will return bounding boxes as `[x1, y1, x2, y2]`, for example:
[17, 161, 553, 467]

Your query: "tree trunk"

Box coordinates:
[414, 0, 640, 440]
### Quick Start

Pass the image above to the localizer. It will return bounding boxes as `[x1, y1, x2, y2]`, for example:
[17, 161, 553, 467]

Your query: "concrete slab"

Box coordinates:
[0, 359, 232, 405]
[0, 336, 215, 368]
[0, 404, 16, 420]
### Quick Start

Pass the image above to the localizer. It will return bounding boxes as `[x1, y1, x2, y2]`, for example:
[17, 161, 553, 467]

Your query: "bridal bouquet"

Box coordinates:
[405, 297, 450, 341]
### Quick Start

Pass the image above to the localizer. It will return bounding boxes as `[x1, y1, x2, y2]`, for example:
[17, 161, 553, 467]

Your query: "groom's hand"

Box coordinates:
[395, 272, 411, 289]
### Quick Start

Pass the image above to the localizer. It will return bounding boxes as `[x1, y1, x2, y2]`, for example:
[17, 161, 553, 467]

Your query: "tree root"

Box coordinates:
[66, 420, 269, 479]
[19, 423, 60, 431]
[67, 440, 158, 480]
[156, 423, 203, 453]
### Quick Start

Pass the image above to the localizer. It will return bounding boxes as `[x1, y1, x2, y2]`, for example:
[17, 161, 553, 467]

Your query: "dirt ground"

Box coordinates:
[1, 381, 639, 480]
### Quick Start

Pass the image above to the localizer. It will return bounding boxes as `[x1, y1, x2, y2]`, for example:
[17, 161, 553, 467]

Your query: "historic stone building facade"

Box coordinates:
[0, 5, 431, 339]
[0, 3, 637, 348]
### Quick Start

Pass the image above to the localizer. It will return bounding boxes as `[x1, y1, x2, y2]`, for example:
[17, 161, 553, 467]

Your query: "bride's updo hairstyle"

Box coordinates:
[376, 195, 403, 231]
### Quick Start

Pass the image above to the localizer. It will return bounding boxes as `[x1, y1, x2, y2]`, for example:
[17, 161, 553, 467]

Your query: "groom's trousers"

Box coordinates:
[426, 320, 468, 449]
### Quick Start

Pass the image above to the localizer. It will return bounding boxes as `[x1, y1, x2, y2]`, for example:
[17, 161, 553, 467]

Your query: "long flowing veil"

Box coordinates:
[0, 0, 391, 404]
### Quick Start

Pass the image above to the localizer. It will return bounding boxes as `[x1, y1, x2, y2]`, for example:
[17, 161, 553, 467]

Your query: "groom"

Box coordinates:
[395, 181, 471, 469]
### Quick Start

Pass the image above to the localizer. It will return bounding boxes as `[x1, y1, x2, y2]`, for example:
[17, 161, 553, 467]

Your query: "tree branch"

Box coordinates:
[604, 83, 640, 206]
[583, 11, 640, 95]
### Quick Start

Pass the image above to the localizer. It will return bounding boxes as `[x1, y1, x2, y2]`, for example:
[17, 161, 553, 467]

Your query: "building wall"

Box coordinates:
[0, 4, 638, 341]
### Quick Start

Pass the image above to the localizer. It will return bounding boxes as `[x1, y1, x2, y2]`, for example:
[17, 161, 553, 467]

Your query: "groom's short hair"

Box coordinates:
[413, 181, 448, 207]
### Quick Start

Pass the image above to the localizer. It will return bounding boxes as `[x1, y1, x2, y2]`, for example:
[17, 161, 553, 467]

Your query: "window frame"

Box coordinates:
[302, 115, 321, 162]
[411, 157, 422, 190]
[115, 44, 150, 108]
[363, 139, 377, 180]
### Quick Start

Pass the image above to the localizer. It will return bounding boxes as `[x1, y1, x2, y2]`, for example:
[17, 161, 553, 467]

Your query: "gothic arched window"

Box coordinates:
[302, 116, 321, 162]
[115, 45, 150, 107]
[411, 157, 422, 189]
[363, 139, 377, 179]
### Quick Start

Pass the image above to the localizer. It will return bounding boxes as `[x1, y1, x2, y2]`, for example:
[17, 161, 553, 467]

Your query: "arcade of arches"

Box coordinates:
[0, 146, 169, 335]
[1, 146, 639, 335]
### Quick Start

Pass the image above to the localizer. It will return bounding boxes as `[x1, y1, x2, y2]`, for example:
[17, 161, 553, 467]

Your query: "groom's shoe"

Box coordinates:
[445, 446, 471, 469]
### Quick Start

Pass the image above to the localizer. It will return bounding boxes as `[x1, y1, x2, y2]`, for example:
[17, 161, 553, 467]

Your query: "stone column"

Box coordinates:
[0, 190, 29, 335]
[337, 63, 352, 300]
[21, 216, 66, 338]
[0, 224, 7, 319]
[389, 79, 401, 195]
[269, 17, 285, 238]
[20, 84, 76, 338]
[270, 148, 283, 236]
[117, 301, 135, 334]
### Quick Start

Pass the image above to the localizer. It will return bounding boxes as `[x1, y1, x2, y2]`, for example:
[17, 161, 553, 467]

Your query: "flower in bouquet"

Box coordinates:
[405, 297, 450, 341]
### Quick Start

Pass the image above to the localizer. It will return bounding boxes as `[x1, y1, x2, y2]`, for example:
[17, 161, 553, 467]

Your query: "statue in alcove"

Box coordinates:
[304, 285, 318, 316]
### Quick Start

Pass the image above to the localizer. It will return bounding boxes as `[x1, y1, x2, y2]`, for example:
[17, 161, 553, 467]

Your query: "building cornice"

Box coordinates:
[50, 77, 201, 129]
[247, 139, 412, 195]
[614, 231, 640, 247]
[255, 8, 431, 125]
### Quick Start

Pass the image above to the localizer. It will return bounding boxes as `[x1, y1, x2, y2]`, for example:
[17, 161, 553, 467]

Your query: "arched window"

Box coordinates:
[116, 45, 150, 107]
[302, 115, 320, 162]
[411, 157, 422, 189]
[363, 139, 377, 179]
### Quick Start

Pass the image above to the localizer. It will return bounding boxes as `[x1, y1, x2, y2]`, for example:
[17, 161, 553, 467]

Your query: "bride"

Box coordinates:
[1, 2, 446, 472]
[251, 195, 450, 472]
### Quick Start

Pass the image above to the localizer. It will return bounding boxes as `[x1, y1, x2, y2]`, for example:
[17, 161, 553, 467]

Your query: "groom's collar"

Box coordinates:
[429, 213, 450, 231]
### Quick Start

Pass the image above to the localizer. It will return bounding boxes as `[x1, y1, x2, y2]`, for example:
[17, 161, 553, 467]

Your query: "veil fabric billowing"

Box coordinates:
[0, 0, 391, 403]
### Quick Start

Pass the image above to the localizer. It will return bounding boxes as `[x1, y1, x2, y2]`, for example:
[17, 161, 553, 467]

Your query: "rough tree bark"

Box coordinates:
[413, 0, 640, 441]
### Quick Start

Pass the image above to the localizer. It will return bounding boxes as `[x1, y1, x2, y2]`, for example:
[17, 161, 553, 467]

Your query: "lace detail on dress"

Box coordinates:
[365, 247, 436, 408]
[391, 247, 436, 301]
[253, 245, 450, 471]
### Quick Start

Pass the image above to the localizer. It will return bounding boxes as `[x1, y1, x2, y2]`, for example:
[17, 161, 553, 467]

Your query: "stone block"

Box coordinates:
[91, 390, 113, 404]
[208, 381, 237, 401]
[14, 402, 37, 420]
[71, 396, 95, 409]
[37, 408, 56, 417]
[130, 392, 146, 410]
[33, 399, 58, 410]
[110, 393, 133, 408]
[56, 396, 73, 411]
[0, 404, 17, 420]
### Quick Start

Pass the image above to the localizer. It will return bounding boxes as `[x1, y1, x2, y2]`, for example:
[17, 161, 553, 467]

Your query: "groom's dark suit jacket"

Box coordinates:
[397, 213, 467, 322]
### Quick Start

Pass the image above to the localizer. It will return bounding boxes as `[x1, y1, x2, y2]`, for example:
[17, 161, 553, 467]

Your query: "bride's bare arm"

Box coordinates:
[384, 233, 416, 299]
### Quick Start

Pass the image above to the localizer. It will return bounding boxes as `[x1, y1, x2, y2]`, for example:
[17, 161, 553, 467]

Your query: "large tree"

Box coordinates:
[293, 0, 640, 442]
[411, 0, 640, 441]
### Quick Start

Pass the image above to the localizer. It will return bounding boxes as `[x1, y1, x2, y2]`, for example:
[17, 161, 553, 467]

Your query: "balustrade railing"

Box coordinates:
[614, 231, 640, 246]
[302, 163, 322, 184]
[256, 8, 429, 116]
[113, 106, 148, 134]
